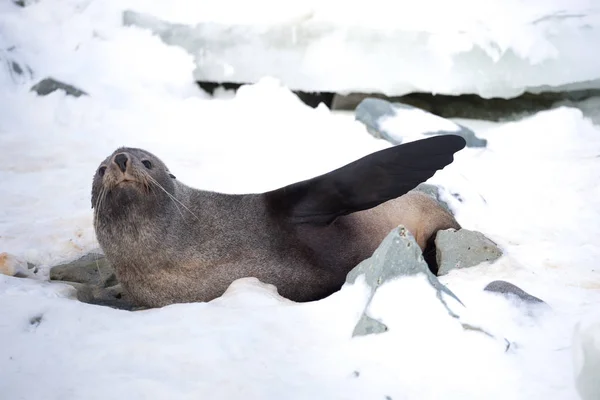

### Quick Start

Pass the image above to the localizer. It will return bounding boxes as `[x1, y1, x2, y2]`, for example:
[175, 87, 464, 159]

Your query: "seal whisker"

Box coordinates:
[146, 176, 185, 219]
[93, 186, 106, 229]
[136, 169, 152, 193]
[146, 174, 199, 221]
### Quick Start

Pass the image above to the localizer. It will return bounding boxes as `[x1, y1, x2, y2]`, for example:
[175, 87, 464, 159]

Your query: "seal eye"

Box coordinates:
[142, 160, 152, 169]
[98, 166, 107, 177]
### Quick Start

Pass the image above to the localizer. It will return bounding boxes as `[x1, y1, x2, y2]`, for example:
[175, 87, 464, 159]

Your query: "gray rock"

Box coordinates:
[335, 91, 600, 122]
[354, 97, 398, 141]
[353, 314, 388, 336]
[13, 0, 39, 6]
[355, 98, 487, 147]
[484, 280, 547, 306]
[57, 280, 141, 310]
[50, 253, 115, 287]
[50, 253, 144, 310]
[1, 47, 33, 85]
[77, 283, 141, 311]
[435, 229, 503, 276]
[30, 77, 88, 97]
[346, 225, 463, 337]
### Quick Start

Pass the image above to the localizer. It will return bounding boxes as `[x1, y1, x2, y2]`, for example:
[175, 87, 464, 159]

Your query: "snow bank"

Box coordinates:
[122, 0, 600, 98]
[572, 314, 600, 400]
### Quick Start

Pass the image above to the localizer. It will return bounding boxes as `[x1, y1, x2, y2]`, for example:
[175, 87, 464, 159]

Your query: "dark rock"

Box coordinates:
[435, 229, 503, 276]
[334, 91, 600, 122]
[1, 48, 33, 84]
[30, 77, 88, 97]
[294, 91, 335, 109]
[13, 0, 40, 6]
[354, 98, 487, 147]
[58, 280, 141, 311]
[484, 280, 547, 306]
[346, 225, 463, 337]
[50, 253, 115, 287]
[29, 314, 43, 327]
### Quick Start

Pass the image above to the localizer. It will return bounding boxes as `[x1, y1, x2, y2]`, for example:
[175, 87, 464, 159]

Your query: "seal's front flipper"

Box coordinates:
[266, 135, 466, 224]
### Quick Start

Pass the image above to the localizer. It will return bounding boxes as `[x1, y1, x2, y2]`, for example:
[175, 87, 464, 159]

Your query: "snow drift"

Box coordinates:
[123, 0, 600, 98]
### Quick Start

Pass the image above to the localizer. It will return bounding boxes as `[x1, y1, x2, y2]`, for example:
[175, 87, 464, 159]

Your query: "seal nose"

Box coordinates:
[113, 153, 129, 173]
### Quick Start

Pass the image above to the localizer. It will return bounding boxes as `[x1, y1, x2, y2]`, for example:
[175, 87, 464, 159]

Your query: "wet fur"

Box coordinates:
[92, 137, 464, 307]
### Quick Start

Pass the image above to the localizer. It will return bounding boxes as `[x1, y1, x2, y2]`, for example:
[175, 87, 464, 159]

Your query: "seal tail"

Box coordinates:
[266, 134, 466, 224]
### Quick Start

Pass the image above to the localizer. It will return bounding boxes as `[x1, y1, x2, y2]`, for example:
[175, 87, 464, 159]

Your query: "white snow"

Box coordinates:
[572, 315, 600, 400]
[1, 1, 600, 399]
[121, 0, 600, 98]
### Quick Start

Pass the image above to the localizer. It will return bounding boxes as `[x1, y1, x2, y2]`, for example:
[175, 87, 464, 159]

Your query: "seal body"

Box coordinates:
[92, 136, 465, 307]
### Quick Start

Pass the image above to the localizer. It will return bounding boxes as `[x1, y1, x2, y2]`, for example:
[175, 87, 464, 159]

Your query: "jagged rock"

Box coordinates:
[484, 280, 547, 306]
[354, 97, 487, 147]
[435, 229, 503, 275]
[352, 314, 389, 336]
[50, 253, 115, 287]
[345, 226, 510, 349]
[346, 226, 464, 337]
[30, 77, 88, 97]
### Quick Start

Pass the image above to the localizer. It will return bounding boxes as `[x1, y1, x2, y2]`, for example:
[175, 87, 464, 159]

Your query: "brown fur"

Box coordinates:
[92, 142, 462, 308]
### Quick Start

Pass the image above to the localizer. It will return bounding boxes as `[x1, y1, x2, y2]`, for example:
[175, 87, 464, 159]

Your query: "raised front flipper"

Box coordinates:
[265, 135, 466, 225]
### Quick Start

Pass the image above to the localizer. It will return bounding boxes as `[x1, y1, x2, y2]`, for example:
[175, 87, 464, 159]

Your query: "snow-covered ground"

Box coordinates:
[1, 1, 600, 399]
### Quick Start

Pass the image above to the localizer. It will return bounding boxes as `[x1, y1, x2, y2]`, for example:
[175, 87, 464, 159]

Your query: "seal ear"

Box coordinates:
[265, 135, 466, 224]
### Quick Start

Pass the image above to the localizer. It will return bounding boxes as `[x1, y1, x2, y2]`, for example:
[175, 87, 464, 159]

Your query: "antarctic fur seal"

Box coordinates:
[91, 135, 465, 308]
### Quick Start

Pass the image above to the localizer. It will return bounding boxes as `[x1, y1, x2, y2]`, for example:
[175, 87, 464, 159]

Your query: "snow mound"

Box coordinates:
[573, 315, 600, 400]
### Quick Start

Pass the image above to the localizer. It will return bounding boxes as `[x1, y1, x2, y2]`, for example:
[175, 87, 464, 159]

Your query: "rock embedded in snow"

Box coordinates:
[345, 226, 510, 349]
[30, 77, 88, 97]
[334, 91, 598, 121]
[435, 229, 503, 276]
[355, 98, 487, 147]
[50, 252, 115, 287]
[75, 283, 139, 310]
[50, 253, 137, 310]
[12, 0, 39, 6]
[484, 280, 547, 306]
[346, 225, 463, 337]
[0, 47, 33, 85]
[0, 252, 35, 278]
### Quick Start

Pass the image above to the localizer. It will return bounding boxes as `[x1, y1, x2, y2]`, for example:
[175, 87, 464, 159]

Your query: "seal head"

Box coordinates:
[91, 147, 177, 219]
